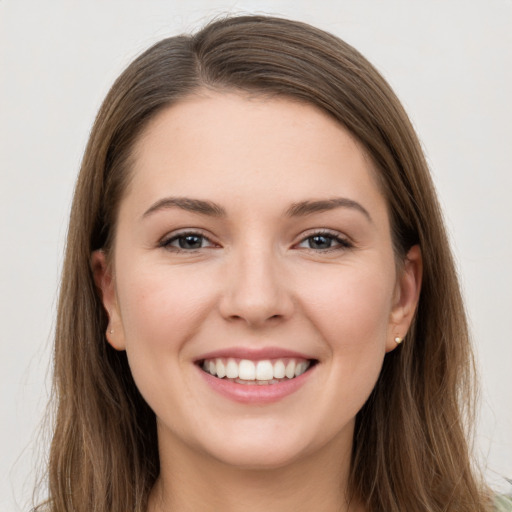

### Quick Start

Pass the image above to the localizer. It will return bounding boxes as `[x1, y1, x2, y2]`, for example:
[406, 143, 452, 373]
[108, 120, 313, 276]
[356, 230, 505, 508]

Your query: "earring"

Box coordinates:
[109, 328, 114, 334]
[394, 336, 403, 345]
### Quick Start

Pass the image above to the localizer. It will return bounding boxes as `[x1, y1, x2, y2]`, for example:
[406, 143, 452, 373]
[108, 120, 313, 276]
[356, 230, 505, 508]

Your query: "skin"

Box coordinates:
[93, 92, 422, 512]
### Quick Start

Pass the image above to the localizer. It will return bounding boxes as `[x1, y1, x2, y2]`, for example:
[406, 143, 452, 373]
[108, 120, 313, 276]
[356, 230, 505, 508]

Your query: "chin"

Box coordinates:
[205, 440, 309, 470]
[191, 418, 346, 471]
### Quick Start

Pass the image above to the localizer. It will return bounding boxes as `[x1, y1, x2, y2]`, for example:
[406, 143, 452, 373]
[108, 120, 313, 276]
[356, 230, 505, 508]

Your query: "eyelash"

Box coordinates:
[159, 230, 353, 253]
[159, 230, 216, 252]
[295, 230, 353, 252]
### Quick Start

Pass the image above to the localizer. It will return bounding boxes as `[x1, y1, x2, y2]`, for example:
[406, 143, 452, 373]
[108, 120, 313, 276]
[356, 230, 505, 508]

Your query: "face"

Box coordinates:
[94, 92, 421, 470]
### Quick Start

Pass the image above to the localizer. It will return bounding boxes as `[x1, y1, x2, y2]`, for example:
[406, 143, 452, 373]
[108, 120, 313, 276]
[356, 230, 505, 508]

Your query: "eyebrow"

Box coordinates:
[142, 197, 226, 219]
[285, 198, 373, 222]
[141, 196, 372, 223]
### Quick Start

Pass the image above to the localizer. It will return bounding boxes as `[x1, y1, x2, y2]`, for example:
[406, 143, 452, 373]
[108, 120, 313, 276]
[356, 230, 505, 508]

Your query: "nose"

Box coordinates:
[218, 243, 294, 328]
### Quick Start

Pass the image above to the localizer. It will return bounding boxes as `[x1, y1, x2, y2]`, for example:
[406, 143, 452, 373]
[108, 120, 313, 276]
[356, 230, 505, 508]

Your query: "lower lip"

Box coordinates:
[197, 364, 315, 404]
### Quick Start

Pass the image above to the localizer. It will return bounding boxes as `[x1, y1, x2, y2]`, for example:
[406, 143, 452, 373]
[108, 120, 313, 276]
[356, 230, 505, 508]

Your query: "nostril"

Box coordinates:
[225, 312, 285, 327]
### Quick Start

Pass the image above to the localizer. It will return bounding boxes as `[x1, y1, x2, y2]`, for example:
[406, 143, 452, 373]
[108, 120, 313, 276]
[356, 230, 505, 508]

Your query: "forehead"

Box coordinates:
[123, 91, 387, 222]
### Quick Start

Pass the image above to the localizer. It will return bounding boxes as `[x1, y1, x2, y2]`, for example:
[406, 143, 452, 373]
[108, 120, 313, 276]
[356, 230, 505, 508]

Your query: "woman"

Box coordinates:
[37, 15, 501, 512]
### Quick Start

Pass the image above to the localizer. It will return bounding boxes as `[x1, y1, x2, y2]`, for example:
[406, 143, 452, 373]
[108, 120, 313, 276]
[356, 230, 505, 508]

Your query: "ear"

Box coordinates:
[91, 250, 126, 351]
[386, 244, 423, 353]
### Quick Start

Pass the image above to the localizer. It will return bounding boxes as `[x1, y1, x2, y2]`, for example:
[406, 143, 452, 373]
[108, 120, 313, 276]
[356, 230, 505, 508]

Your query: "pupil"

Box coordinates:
[310, 235, 331, 249]
[179, 235, 202, 249]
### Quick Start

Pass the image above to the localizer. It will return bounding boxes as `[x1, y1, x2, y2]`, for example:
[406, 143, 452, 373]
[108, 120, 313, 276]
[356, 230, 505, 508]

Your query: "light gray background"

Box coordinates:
[1, 1, 511, 510]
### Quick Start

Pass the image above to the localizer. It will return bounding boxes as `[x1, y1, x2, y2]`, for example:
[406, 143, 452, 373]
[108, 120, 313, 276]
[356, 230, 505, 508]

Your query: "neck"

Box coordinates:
[148, 425, 364, 512]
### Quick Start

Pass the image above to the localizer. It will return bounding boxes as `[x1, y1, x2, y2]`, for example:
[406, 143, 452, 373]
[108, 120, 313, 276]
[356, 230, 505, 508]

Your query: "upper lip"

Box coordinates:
[195, 346, 317, 362]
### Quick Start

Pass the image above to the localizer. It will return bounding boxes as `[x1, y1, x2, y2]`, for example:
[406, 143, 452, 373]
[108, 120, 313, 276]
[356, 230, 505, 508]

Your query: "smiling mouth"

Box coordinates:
[198, 357, 318, 385]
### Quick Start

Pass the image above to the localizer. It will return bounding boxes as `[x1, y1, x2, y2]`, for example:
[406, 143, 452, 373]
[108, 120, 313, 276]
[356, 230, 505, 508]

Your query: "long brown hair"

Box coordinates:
[38, 15, 492, 511]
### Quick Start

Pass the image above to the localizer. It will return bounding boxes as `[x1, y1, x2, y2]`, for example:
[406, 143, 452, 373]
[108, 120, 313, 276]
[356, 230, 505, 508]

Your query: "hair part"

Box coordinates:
[38, 15, 492, 512]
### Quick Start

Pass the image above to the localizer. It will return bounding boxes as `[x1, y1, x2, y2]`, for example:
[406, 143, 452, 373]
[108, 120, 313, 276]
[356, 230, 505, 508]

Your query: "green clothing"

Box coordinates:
[495, 494, 512, 511]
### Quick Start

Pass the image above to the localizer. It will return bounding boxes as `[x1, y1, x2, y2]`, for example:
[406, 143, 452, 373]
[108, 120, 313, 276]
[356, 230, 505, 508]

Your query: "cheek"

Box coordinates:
[308, 261, 393, 330]
[300, 265, 394, 427]
[114, 261, 219, 361]
[113, 261, 222, 419]
[303, 261, 394, 378]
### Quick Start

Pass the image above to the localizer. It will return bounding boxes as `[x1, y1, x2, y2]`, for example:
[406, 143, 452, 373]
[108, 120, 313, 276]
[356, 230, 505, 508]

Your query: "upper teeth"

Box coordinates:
[202, 358, 311, 381]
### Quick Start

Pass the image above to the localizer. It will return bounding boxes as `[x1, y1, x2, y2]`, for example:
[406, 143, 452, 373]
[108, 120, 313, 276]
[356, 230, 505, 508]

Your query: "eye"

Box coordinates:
[160, 231, 217, 251]
[296, 231, 352, 251]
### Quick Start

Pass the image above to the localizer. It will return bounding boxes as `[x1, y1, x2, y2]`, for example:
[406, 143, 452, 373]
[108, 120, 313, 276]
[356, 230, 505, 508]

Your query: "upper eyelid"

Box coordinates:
[295, 228, 351, 241]
[159, 229, 218, 249]
[293, 229, 354, 250]
[160, 228, 212, 241]
[300, 228, 342, 235]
